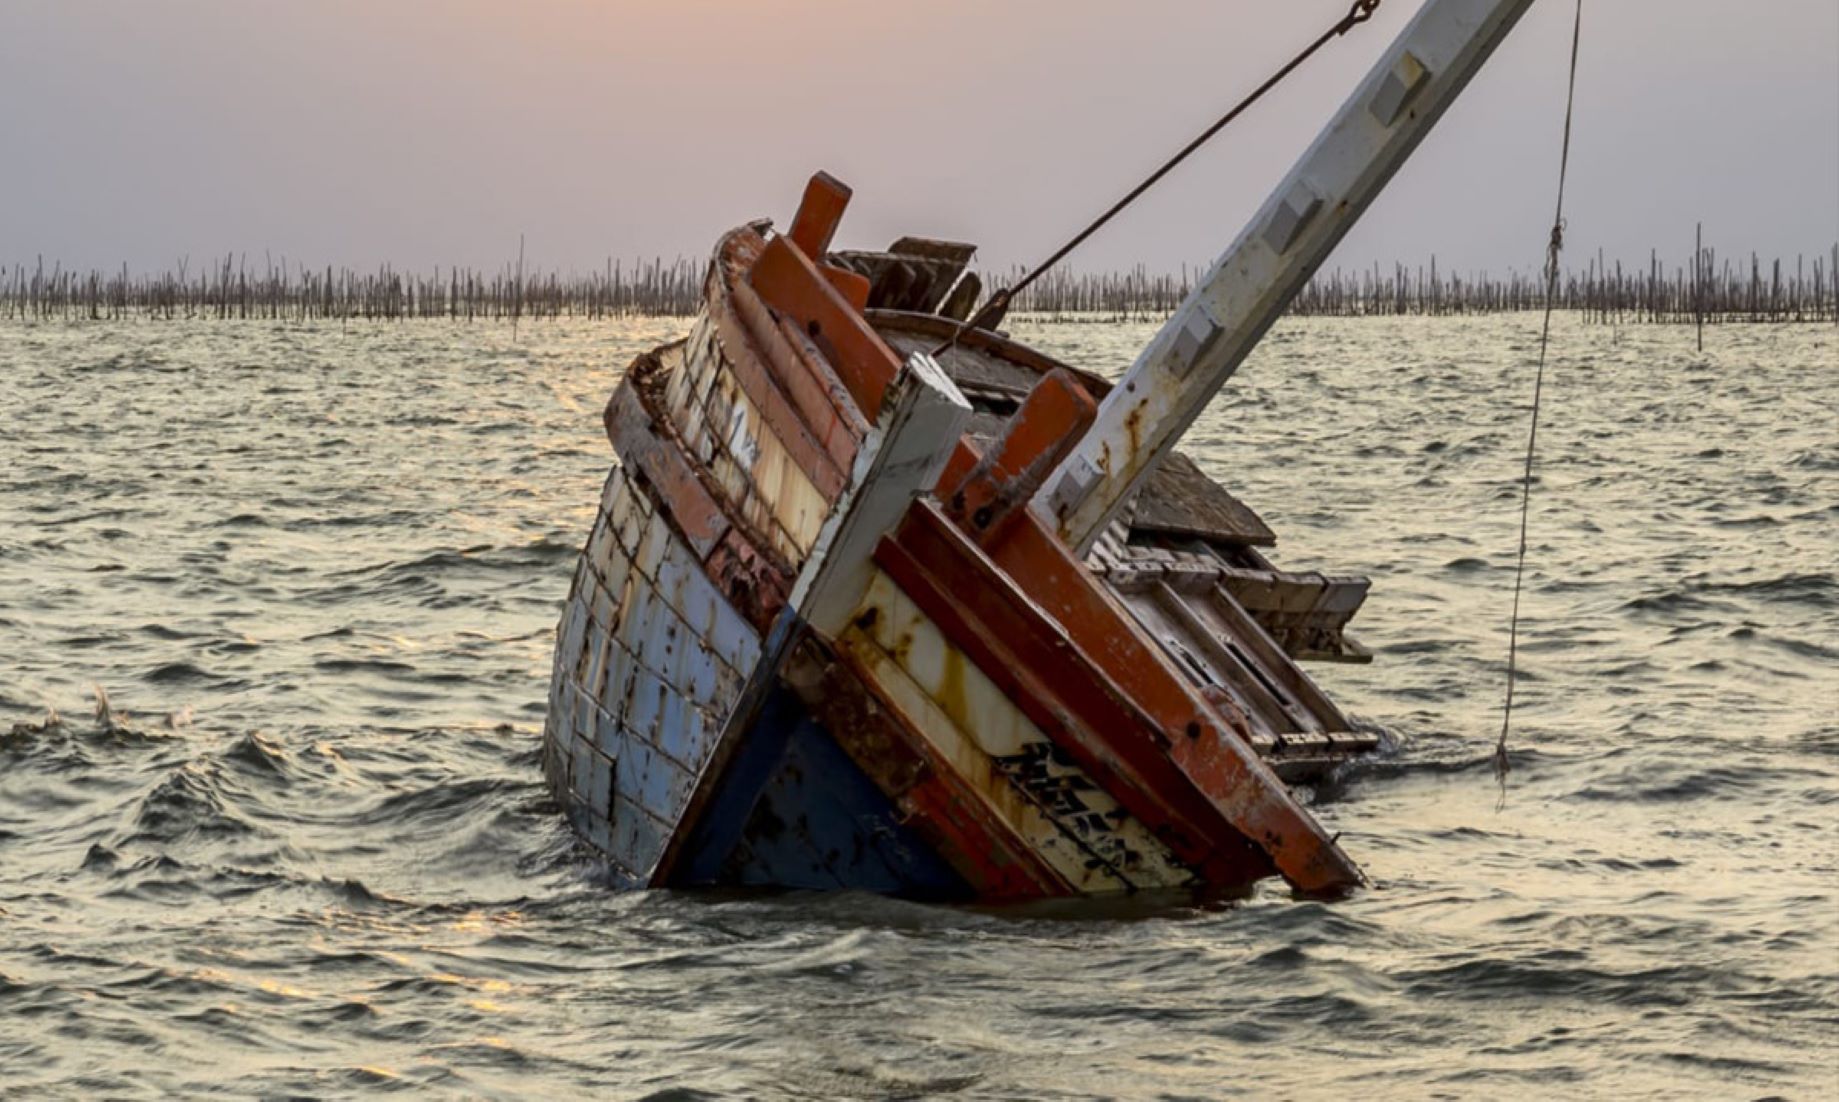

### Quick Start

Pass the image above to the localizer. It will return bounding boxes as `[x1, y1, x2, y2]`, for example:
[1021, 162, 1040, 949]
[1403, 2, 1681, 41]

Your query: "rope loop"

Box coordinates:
[1340, 0, 1383, 35]
[1545, 217, 1567, 284]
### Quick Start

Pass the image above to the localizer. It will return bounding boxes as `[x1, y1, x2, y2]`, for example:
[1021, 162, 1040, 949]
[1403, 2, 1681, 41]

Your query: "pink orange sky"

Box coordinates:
[4, 1, 1835, 276]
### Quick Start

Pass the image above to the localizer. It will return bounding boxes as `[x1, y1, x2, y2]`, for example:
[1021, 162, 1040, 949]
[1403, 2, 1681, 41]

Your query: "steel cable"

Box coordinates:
[1497, 0, 1586, 797]
[931, 0, 1383, 356]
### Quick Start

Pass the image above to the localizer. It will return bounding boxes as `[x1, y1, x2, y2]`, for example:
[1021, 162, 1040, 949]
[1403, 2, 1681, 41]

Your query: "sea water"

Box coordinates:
[1, 315, 1833, 1098]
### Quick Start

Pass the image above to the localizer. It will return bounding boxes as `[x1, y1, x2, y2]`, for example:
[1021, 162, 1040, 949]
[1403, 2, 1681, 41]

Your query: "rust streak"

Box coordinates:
[784, 632, 1072, 899]
[703, 530, 790, 633]
[983, 510, 1364, 895]
[873, 506, 1268, 887]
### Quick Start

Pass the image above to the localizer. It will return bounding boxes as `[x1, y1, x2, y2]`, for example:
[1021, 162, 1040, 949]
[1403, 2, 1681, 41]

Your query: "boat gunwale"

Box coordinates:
[702, 226, 858, 500]
[711, 226, 868, 493]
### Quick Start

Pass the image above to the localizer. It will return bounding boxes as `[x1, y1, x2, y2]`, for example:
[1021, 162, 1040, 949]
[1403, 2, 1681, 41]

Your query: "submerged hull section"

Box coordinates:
[544, 176, 1378, 900]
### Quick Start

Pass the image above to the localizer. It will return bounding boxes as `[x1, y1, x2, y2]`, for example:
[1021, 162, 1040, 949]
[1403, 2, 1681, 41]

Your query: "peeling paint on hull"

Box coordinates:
[544, 181, 1381, 900]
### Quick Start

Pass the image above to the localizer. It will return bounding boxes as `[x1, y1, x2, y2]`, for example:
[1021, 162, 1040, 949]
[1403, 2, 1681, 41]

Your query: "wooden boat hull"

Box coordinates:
[544, 176, 1377, 900]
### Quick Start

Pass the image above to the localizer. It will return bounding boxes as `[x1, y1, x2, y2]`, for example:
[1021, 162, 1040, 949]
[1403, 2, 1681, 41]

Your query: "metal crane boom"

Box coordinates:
[1033, 0, 1540, 554]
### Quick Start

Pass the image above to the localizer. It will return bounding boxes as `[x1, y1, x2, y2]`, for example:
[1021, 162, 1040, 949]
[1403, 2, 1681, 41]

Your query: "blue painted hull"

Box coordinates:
[541, 456, 969, 898]
[669, 683, 970, 898]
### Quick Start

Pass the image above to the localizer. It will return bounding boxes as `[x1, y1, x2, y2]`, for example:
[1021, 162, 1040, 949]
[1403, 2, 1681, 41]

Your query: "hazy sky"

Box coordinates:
[4, 1, 1835, 277]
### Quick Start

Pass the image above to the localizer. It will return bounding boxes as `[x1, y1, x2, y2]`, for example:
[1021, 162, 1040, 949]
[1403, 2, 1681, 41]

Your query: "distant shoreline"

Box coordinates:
[6, 245, 1835, 325]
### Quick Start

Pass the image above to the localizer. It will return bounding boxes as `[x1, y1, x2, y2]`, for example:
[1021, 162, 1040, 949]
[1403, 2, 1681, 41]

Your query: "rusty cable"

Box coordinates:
[931, 0, 1383, 357]
[1497, 0, 1585, 799]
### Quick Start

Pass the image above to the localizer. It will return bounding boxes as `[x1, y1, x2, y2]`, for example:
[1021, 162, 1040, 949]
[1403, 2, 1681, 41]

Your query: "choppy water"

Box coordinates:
[1, 314, 1833, 1099]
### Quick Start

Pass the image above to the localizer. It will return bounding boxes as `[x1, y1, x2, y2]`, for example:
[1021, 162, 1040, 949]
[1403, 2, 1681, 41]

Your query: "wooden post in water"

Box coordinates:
[1695, 222, 1704, 352]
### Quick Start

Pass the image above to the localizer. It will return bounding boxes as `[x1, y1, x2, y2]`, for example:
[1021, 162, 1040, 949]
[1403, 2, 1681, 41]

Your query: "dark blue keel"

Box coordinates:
[669, 684, 970, 899]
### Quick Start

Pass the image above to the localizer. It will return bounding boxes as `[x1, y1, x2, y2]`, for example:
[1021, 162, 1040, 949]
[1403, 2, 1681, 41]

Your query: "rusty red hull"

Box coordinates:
[543, 175, 1378, 899]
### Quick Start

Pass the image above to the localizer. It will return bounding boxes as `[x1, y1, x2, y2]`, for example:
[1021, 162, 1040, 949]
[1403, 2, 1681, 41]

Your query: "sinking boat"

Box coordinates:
[542, 0, 1536, 899]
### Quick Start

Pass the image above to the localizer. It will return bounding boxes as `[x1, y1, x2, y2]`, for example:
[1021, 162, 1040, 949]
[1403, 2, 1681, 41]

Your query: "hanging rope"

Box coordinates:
[932, 0, 1383, 357]
[1496, 0, 1585, 796]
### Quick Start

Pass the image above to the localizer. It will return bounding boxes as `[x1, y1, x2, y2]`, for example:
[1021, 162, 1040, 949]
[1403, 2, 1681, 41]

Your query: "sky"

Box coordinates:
[3, 0, 1835, 279]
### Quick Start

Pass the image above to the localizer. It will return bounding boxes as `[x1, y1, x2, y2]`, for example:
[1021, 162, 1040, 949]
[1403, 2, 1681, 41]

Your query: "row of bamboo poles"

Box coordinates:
[1007, 246, 1839, 324]
[0, 256, 703, 322]
[4, 246, 1835, 325]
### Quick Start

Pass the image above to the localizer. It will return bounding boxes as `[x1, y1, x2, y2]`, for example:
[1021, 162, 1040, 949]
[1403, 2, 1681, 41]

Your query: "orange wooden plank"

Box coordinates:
[874, 503, 1263, 888]
[705, 230, 856, 497]
[786, 171, 852, 259]
[820, 263, 871, 311]
[982, 511, 1364, 896]
[943, 369, 1096, 543]
[749, 236, 902, 423]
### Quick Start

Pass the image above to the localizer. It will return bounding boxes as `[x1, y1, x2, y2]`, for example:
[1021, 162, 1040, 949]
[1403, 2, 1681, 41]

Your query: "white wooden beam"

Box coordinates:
[792, 351, 972, 636]
[1034, 0, 1540, 554]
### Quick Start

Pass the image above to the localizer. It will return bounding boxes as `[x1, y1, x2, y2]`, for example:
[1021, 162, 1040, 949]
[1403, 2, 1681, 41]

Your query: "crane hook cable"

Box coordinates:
[930, 0, 1384, 357]
[1497, 0, 1585, 797]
